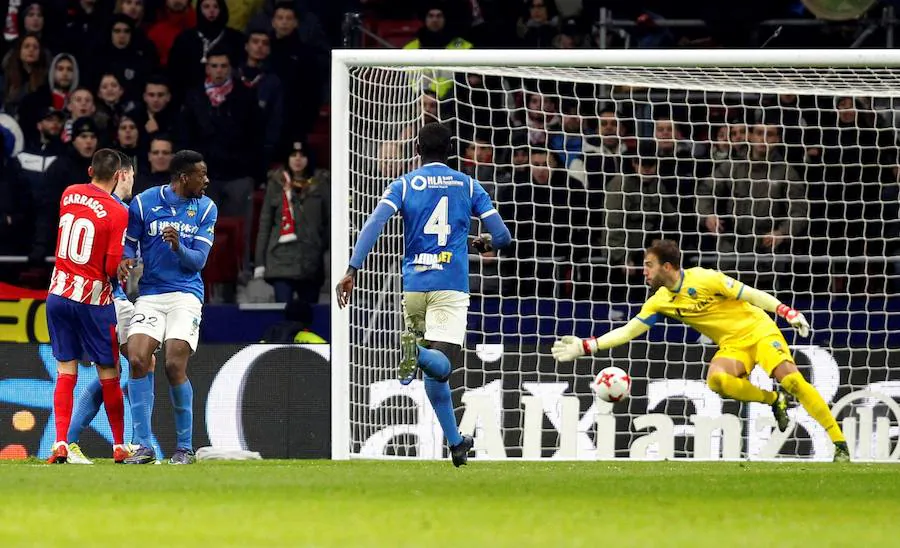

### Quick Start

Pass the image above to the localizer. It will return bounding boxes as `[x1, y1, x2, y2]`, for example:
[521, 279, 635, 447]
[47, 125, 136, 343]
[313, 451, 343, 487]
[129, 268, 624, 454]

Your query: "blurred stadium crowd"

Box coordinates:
[0, 0, 897, 310]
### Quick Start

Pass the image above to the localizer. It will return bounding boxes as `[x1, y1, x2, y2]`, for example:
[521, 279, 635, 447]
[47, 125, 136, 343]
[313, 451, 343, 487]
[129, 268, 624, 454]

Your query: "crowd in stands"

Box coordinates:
[362, 1, 900, 300]
[0, 0, 896, 311]
[0, 0, 334, 309]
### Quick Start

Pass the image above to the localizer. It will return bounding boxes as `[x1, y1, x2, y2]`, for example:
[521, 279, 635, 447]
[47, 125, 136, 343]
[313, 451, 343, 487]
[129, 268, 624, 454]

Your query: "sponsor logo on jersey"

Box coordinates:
[409, 175, 464, 191]
[411, 251, 453, 271]
[147, 219, 199, 237]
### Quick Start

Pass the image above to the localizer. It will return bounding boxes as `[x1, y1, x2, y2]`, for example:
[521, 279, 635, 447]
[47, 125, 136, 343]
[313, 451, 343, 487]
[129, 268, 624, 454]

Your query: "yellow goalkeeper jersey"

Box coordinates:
[635, 267, 776, 347]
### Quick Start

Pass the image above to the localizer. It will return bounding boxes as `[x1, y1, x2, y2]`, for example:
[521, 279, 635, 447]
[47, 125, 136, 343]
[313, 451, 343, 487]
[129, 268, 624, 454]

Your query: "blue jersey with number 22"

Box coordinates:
[380, 162, 497, 293]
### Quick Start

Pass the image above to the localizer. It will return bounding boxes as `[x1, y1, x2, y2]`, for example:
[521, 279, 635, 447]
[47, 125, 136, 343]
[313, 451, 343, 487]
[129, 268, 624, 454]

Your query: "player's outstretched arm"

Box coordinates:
[551, 318, 650, 362]
[337, 200, 397, 309]
[737, 283, 810, 337]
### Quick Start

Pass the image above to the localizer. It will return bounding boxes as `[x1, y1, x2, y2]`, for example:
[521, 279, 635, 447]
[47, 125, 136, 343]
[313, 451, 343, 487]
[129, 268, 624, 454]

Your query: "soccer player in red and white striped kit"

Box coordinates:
[46, 148, 133, 463]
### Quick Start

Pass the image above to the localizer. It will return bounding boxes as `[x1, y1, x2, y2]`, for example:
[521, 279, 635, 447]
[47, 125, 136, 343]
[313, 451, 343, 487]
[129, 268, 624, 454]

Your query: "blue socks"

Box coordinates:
[424, 375, 462, 447]
[68, 379, 103, 443]
[417, 345, 450, 379]
[169, 380, 193, 450]
[417, 345, 462, 447]
[128, 375, 153, 447]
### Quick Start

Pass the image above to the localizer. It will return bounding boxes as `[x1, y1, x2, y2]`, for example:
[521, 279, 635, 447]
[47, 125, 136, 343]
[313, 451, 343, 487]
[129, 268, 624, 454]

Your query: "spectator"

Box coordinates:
[548, 99, 593, 180]
[236, 29, 283, 167]
[517, 0, 558, 48]
[267, 0, 325, 140]
[552, 16, 586, 48]
[404, 2, 473, 98]
[94, 72, 137, 140]
[2, 106, 63, 256]
[253, 139, 329, 306]
[168, 0, 245, 103]
[8, 0, 59, 53]
[696, 122, 808, 261]
[115, 0, 145, 25]
[1, 33, 49, 117]
[247, 0, 330, 59]
[584, 106, 627, 187]
[134, 133, 172, 193]
[17, 51, 78, 143]
[146, 0, 196, 68]
[460, 134, 510, 192]
[178, 49, 262, 275]
[511, 91, 559, 147]
[31, 115, 97, 262]
[62, 0, 108, 64]
[61, 86, 95, 142]
[130, 75, 175, 141]
[113, 113, 141, 168]
[498, 148, 578, 297]
[89, 14, 157, 99]
[602, 149, 681, 278]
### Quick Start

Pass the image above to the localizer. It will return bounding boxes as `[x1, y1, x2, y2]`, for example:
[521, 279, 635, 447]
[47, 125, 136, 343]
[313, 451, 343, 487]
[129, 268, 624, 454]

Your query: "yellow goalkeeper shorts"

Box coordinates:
[713, 329, 795, 377]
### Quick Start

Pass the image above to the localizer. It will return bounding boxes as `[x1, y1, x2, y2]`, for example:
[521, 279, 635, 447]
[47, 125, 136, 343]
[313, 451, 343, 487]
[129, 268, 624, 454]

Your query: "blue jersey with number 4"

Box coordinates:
[381, 162, 497, 293]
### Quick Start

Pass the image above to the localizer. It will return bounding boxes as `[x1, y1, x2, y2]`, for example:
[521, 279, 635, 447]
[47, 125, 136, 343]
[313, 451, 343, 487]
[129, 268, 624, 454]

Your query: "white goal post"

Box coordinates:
[331, 49, 900, 462]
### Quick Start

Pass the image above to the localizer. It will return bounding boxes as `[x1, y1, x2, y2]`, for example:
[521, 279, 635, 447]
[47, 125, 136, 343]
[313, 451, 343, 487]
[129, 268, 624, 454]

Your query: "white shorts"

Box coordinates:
[128, 292, 203, 352]
[402, 290, 469, 346]
[113, 298, 135, 346]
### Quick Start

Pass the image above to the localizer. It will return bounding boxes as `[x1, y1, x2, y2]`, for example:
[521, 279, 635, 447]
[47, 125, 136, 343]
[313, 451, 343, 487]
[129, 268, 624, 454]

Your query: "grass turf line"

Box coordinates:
[0, 460, 897, 547]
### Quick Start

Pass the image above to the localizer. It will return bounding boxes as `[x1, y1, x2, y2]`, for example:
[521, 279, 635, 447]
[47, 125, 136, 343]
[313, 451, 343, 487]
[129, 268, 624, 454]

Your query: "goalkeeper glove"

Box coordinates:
[551, 336, 598, 362]
[776, 304, 810, 338]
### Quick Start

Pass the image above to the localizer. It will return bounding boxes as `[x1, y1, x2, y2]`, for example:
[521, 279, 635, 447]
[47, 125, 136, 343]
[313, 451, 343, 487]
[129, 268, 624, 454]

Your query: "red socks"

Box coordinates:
[53, 373, 77, 443]
[100, 377, 125, 445]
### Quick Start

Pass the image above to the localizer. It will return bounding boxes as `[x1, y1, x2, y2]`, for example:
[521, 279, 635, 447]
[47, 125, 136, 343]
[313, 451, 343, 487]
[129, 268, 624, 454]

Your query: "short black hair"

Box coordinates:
[145, 74, 170, 90]
[170, 150, 204, 180]
[417, 122, 451, 160]
[246, 28, 269, 41]
[91, 148, 124, 181]
[647, 239, 681, 269]
[205, 46, 231, 64]
[150, 134, 173, 147]
[116, 150, 134, 171]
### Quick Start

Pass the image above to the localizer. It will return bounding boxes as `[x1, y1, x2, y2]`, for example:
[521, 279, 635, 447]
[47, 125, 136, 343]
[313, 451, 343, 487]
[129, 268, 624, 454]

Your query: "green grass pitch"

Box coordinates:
[0, 460, 898, 547]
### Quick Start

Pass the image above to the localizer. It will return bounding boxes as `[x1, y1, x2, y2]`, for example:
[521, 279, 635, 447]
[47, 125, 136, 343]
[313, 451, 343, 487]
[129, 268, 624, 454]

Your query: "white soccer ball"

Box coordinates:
[591, 366, 631, 403]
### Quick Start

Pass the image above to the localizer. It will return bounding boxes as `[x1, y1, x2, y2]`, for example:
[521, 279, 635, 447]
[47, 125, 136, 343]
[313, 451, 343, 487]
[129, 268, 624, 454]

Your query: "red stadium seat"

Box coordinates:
[203, 216, 244, 299]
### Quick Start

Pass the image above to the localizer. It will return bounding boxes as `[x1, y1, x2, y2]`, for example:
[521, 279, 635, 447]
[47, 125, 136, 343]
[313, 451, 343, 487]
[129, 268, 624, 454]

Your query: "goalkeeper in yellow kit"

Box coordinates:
[552, 240, 850, 462]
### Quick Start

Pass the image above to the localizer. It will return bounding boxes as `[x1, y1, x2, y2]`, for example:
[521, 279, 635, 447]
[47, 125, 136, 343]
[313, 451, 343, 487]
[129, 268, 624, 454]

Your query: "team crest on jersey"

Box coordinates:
[687, 287, 697, 297]
[187, 204, 197, 217]
[772, 341, 783, 350]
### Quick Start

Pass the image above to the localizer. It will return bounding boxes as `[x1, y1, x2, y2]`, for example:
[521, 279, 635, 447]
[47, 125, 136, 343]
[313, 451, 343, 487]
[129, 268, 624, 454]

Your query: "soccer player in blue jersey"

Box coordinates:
[336, 123, 512, 467]
[119, 150, 217, 465]
[66, 153, 159, 464]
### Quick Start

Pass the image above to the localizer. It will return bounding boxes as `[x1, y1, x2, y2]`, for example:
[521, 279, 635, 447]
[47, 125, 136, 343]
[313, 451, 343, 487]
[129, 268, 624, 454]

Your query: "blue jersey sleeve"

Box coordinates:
[380, 178, 405, 213]
[176, 200, 216, 271]
[349, 201, 395, 270]
[470, 178, 496, 219]
[124, 195, 144, 259]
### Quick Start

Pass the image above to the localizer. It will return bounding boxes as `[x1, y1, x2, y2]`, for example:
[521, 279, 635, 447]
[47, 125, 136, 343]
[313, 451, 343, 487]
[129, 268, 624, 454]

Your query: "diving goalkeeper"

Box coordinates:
[552, 239, 850, 462]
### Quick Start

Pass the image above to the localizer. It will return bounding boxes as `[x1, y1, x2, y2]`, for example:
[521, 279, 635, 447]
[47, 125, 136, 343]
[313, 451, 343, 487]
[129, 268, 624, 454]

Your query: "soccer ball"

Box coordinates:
[591, 366, 631, 403]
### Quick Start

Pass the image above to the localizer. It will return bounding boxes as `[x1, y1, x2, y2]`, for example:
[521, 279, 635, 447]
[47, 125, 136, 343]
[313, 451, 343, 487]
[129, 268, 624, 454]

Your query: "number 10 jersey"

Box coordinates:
[49, 183, 128, 306]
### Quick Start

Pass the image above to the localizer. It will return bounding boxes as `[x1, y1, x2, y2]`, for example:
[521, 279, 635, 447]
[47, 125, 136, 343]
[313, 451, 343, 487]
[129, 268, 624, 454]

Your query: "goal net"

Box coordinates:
[331, 50, 900, 462]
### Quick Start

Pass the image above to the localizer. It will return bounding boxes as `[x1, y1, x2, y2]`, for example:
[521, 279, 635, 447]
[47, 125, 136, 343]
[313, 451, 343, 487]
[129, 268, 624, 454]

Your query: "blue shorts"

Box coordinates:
[46, 294, 118, 366]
